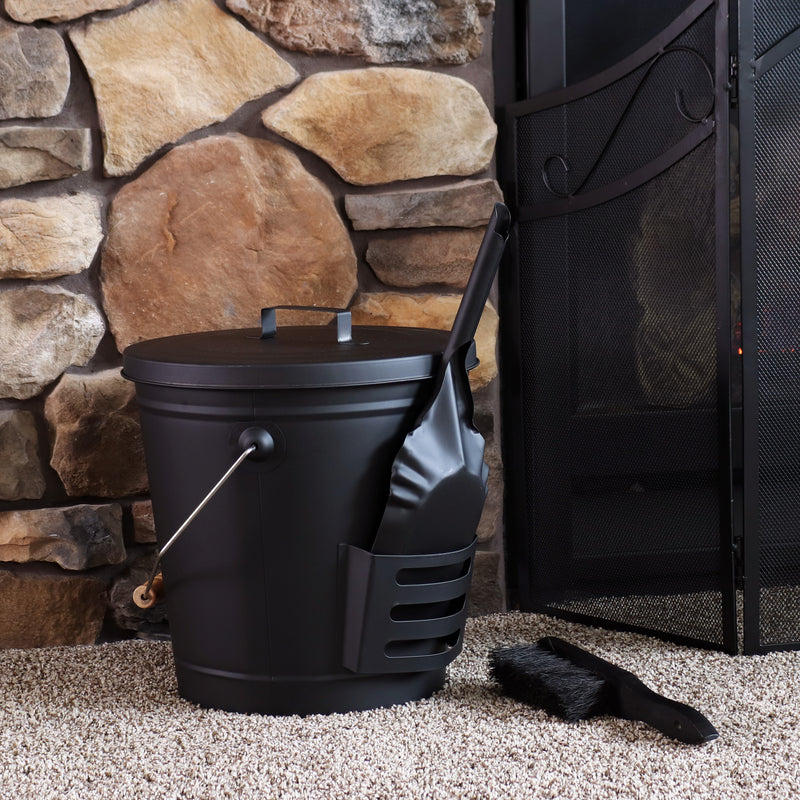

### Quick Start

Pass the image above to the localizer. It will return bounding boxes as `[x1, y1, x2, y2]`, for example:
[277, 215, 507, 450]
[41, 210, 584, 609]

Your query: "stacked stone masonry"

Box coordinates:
[0, 0, 503, 647]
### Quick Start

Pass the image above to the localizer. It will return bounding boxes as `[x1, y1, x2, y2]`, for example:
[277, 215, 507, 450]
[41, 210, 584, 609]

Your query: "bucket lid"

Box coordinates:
[123, 323, 474, 390]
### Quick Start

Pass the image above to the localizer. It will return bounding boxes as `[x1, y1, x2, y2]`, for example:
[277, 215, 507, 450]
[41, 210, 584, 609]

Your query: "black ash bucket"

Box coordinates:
[122, 310, 479, 715]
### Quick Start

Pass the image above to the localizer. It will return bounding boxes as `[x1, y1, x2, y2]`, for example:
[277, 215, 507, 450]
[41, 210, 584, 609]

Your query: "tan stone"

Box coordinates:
[6, 0, 132, 23]
[263, 68, 497, 185]
[101, 133, 357, 350]
[0, 567, 106, 648]
[0, 194, 103, 280]
[45, 369, 148, 498]
[0, 127, 91, 189]
[132, 500, 156, 544]
[226, 0, 487, 64]
[0, 504, 124, 570]
[367, 229, 487, 289]
[0, 286, 105, 400]
[350, 291, 498, 389]
[69, 0, 299, 176]
[346, 179, 504, 230]
[0, 410, 46, 501]
[475, 430, 502, 544]
[0, 20, 69, 119]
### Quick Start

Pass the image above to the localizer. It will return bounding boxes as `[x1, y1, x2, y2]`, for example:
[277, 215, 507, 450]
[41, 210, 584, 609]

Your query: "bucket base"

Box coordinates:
[174, 659, 447, 715]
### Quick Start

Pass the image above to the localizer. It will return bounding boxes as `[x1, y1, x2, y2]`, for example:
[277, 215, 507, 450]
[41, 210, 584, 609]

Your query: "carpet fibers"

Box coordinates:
[1, 612, 798, 800]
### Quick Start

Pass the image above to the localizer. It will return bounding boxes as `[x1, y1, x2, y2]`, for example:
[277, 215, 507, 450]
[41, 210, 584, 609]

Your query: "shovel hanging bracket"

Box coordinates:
[340, 537, 477, 674]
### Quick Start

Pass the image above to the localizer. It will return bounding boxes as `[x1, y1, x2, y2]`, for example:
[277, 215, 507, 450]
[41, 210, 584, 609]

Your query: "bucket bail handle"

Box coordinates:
[261, 306, 352, 343]
[133, 430, 273, 609]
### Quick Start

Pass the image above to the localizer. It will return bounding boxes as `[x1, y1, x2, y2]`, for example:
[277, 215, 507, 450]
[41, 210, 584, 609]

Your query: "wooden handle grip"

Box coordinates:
[132, 573, 164, 609]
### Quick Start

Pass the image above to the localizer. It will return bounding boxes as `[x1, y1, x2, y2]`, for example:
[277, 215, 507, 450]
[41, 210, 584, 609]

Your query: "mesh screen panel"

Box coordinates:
[753, 0, 800, 59]
[752, 43, 800, 647]
[512, 7, 725, 647]
[516, 143, 723, 646]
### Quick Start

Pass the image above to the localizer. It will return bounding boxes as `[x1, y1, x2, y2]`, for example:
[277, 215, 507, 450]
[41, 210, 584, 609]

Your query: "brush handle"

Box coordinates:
[540, 637, 719, 745]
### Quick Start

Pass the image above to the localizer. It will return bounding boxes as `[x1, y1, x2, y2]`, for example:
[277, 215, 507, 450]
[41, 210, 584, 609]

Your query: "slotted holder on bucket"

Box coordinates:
[340, 537, 477, 674]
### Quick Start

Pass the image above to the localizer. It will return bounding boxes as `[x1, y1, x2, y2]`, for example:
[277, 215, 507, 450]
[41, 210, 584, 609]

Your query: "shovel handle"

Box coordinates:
[442, 202, 511, 366]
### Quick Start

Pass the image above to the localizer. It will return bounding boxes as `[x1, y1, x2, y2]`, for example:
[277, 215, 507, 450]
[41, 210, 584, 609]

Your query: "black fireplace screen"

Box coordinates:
[499, 0, 800, 654]
[741, 0, 800, 652]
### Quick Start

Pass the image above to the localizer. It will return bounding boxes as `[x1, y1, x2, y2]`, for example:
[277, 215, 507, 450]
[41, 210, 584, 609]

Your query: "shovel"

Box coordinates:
[371, 202, 511, 556]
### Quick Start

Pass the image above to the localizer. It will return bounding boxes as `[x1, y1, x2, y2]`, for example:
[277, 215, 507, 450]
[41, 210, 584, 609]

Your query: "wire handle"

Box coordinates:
[133, 442, 258, 609]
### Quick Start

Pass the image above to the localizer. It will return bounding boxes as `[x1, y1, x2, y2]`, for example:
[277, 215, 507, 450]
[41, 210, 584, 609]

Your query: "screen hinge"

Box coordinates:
[728, 54, 739, 107]
[733, 534, 745, 582]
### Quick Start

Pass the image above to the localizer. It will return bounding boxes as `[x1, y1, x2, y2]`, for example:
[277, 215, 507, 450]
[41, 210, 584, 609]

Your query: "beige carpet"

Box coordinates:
[1, 612, 798, 800]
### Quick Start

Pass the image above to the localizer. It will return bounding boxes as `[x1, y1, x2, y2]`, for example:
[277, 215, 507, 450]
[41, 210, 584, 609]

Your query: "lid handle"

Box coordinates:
[260, 306, 352, 343]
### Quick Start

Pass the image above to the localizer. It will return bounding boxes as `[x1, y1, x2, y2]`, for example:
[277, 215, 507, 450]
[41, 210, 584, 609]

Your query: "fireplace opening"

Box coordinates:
[495, 0, 800, 654]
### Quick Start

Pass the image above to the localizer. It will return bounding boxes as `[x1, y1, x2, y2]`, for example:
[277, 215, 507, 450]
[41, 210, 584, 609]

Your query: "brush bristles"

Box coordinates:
[489, 644, 607, 723]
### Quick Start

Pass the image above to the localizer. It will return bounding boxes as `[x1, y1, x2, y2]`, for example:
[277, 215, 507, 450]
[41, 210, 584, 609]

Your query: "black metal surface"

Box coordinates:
[739, 1, 800, 653]
[524, 0, 567, 95]
[499, 1, 738, 651]
[565, 0, 699, 85]
[130, 375, 452, 715]
[751, 0, 800, 59]
[122, 325, 456, 389]
[260, 306, 352, 343]
[341, 538, 476, 674]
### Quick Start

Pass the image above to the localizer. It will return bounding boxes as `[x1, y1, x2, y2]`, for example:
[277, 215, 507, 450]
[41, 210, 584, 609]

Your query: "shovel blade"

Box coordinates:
[371, 359, 488, 555]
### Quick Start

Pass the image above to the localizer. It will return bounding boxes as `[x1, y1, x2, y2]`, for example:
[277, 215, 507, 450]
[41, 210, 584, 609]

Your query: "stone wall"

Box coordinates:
[0, 0, 504, 648]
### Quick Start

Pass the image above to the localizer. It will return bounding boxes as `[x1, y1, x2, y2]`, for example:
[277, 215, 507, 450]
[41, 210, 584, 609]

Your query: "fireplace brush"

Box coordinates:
[489, 637, 719, 745]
